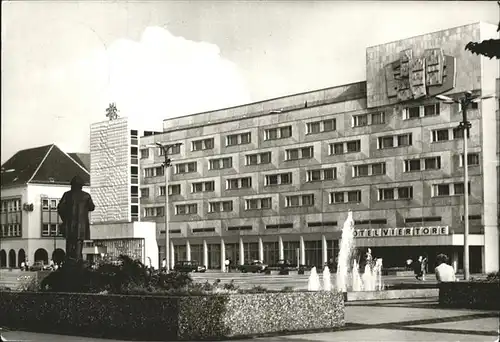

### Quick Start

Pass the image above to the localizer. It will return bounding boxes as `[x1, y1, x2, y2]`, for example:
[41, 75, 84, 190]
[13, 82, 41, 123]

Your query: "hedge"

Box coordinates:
[0, 290, 345, 341]
[439, 281, 500, 310]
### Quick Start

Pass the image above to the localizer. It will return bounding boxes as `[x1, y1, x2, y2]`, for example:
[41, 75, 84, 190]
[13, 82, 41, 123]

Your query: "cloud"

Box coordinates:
[87, 26, 251, 130]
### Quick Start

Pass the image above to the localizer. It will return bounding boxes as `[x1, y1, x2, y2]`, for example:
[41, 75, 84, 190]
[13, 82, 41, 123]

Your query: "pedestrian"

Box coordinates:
[224, 258, 230, 273]
[435, 254, 456, 283]
[421, 256, 428, 281]
[413, 256, 423, 280]
[161, 258, 167, 272]
[20, 261, 25, 271]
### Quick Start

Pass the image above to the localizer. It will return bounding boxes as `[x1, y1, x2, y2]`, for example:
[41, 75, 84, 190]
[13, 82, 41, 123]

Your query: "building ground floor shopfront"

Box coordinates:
[165, 231, 493, 273]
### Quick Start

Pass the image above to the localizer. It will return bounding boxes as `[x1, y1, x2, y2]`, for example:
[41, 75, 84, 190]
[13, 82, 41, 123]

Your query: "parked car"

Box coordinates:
[174, 260, 206, 273]
[29, 261, 51, 271]
[237, 260, 268, 273]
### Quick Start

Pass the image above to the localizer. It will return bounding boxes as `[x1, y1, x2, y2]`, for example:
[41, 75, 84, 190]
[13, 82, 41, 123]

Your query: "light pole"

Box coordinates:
[436, 91, 494, 280]
[146, 142, 182, 273]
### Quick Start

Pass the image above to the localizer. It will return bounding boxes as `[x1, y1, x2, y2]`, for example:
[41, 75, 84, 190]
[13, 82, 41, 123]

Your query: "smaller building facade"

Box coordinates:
[0, 144, 90, 267]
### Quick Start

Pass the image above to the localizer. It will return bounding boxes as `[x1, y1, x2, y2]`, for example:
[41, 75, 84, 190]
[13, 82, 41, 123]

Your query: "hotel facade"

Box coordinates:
[139, 23, 499, 273]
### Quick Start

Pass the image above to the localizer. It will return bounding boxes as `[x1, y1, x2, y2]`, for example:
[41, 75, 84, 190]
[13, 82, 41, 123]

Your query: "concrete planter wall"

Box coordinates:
[439, 282, 500, 310]
[0, 291, 345, 341]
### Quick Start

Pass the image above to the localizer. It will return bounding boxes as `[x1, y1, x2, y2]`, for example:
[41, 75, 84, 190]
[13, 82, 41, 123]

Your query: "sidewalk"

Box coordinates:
[2, 298, 498, 342]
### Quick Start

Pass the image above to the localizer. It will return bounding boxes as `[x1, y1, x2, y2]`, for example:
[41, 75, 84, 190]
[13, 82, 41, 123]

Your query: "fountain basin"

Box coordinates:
[343, 288, 438, 302]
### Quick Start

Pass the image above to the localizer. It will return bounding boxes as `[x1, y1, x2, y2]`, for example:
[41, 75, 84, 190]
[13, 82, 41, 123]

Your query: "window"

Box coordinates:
[397, 186, 413, 199]
[406, 106, 421, 119]
[246, 152, 271, 165]
[432, 129, 450, 142]
[404, 159, 421, 172]
[330, 190, 361, 204]
[192, 227, 216, 233]
[453, 127, 470, 140]
[265, 172, 292, 186]
[140, 188, 149, 198]
[286, 146, 313, 161]
[306, 122, 321, 134]
[329, 140, 361, 155]
[42, 199, 49, 210]
[285, 194, 314, 207]
[245, 197, 272, 210]
[353, 163, 385, 177]
[170, 144, 181, 154]
[323, 119, 336, 132]
[353, 114, 368, 127]
[424, 157, 441, 170]
[144, 166, 164, 178]
[176, 204, 198, 215]
[405, 216, 442, 223]
[471, 102, 479, 109]
[453, 182, 471, 195]
[226, 132, 251, 146]
[192, 138, 214, 151]
[227, 225, 253, 231]
[346, 140, 361, 153]
[433, 184, 450, 197]
[266, 223, 293, 229]
[306, 168, 337, 182]
[169, 184, 181, 195]
[209, 201, 233, 213]
[424, 103, 440, 116]
[140, 149, 149, 159]
[378, 188, 395, 201]
[226, 177, 252, 190]
[460, 153, 480, 167]
[264, 126, 292, 140]
[371, 112, 385, 125]
[175, 162, 197, 174]
[397, 133, 412, 146]
[144, 207, 164, 217]
[209, 157, 232, 170]
[159, 186, 166, 196]
[306, 119, 336, 134]
[192, 181, 215, 193]
[378, 136, 394, 149]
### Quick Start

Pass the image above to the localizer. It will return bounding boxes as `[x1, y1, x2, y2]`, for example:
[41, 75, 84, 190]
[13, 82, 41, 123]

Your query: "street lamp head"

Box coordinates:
[435, 94, 456, 104]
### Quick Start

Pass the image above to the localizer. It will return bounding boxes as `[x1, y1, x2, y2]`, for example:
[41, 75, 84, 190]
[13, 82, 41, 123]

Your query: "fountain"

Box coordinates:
[335, 211, 384, 292]
[322, 266, 332, 291]
[307, 266, 321, 291]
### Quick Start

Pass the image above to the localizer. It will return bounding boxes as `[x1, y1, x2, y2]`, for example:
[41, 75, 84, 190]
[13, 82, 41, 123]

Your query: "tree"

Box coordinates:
[465, 2, 500, 59]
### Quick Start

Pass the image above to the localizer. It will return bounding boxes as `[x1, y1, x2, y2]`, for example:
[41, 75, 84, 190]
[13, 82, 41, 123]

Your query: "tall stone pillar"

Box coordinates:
[186, 240, 191, 261]
[299, 236, 305, 266]
[258, 237, 264, 262]
[322, 235, 328, 266]
[203, 240, 208, 269]
[239, 238, 244, 265]
[220, 238, 226, 272]
[278, 236, 284, 260]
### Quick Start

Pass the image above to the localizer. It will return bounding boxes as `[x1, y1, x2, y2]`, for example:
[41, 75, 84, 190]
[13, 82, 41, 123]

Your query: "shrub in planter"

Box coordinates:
[439, 278, 500, 310]
[279, 269, 289, 275]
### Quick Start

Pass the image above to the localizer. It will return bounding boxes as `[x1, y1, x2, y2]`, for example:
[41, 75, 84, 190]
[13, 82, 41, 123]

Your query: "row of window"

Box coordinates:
[0, 224, 21, 237]
[143, 136, 479, 177]
[0, 199, 21, 213]
[142, 182, 470, 217]
[141, 101, 479, 159]
[142, 153, 479, 197]
[41, 223, 63, 237]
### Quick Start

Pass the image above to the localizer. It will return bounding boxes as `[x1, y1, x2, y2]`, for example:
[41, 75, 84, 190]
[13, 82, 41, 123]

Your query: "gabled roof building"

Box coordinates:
[0, 144, 90, 268]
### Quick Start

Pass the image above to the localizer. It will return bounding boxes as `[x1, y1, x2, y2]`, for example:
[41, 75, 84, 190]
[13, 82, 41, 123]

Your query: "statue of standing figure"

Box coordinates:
[57, 176, 95, 262]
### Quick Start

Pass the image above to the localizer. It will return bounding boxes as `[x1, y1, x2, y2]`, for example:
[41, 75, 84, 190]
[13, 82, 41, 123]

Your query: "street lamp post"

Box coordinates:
[147, 142, 182, 273]
[436, 91, 494, 280]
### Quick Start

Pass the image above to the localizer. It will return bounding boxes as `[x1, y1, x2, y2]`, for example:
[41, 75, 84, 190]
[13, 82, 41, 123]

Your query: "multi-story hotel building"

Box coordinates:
[89, 117, 161, 267]
[139, 22, 499, 273]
